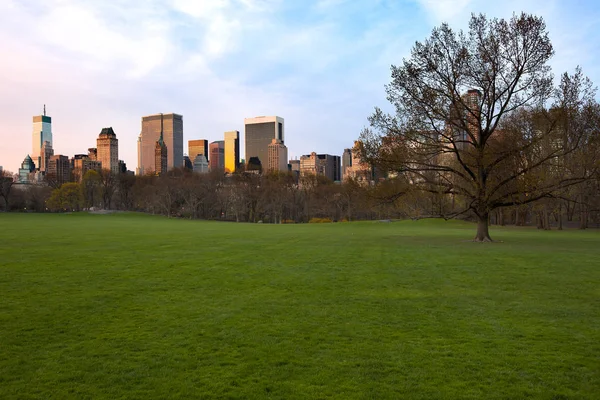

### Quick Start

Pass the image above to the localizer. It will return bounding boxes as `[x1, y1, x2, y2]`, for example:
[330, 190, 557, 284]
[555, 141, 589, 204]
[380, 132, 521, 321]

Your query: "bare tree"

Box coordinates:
[99, 169, 117, 210]
[0, 170, 15, 211]
[361, 13, 598, 241]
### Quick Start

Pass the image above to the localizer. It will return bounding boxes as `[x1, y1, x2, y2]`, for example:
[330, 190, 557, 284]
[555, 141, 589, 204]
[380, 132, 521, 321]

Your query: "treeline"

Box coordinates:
[2, 167, 598, 228]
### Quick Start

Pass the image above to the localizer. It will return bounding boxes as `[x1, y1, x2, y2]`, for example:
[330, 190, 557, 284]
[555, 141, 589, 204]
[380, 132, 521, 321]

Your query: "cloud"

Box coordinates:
[415, 0, 474, 23]
[0, 0, 598, 173]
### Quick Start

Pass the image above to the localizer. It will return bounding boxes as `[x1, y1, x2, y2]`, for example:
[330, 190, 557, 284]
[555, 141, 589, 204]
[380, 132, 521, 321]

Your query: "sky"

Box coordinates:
[1, 0, 599, 173]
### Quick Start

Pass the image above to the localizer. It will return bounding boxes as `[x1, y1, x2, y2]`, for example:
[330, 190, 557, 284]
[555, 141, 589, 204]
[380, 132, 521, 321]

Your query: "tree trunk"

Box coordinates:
[474, 213, 493, 242]
[543, 207, 551, 230]
[557, 203, 563, 230]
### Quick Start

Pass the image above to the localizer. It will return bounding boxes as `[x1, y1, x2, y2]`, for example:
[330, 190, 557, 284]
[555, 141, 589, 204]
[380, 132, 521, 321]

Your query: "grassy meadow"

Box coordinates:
[0, 213, 598, 399]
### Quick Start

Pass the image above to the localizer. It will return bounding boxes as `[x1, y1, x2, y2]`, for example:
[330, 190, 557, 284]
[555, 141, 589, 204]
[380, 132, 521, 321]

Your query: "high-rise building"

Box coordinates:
[447, 89, 482, 149]
[244, 116, 284, 167]
[300, 152, 318, 176]
[71, 154, 102, 182]
[332, 155, 341, 181]
[18, 155, 36, 183]
[88, 148, 98, 161]
[183, 155, 193, 170]
[300, 153, 340, 181]
[97, 127, 119, 173]
[193, 154, 209, 173]
[342, 148, 352, 181]
[155, 133, 168, 176]
[138, 113, 183, 174]
[345, 141, 372, 182]
[224, 131, 240, 173]
[267, 138, 288, 173]
[136, 135, 143, 175]
[32, 106, 52, 171]
[47, 155, 71, 186]
[40, 141, 54, 173]
[188, 140, 209, 163]
[209, 141, 225, 171]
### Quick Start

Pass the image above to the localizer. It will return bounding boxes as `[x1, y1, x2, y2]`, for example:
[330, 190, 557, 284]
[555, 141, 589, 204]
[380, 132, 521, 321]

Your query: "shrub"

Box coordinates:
[309, 217, 333, 223]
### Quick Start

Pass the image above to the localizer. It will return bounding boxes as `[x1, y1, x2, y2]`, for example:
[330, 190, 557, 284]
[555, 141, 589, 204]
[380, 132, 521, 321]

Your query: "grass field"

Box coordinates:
[0, 213, 598, 399]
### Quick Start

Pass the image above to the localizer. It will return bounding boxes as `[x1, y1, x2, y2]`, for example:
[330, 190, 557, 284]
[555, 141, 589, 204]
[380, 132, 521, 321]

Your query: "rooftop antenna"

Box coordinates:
[43, 104, 46, 116]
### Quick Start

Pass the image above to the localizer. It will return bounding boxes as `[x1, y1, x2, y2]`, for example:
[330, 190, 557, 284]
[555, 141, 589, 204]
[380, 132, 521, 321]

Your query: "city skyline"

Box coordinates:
[1, 1, 599, 173]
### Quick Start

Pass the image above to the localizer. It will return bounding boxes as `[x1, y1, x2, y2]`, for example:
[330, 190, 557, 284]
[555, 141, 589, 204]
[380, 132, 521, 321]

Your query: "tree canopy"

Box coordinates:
[360, 12, 600, 241]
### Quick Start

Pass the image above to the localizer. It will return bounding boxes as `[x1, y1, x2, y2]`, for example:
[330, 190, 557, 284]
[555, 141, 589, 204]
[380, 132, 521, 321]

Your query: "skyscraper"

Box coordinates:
[40, 140, 54, 173]
[138, 113, 183, 174]
[18, 155, 36, 183]
[224, 131, 240, 173]
[209, 141, 225, 171]
[299, 153, 340, 181]
[47, 155, 71, 186]
[267, 138, 288, 173]
[193, 154, 209, 173]
[188, 139, 209, 163]
[244, 116, 284, 167]
[342, 148, 352, 181]
[155, 133, 167, 176]
[32, 106, 52, 171]
[97, 127, 119, 173]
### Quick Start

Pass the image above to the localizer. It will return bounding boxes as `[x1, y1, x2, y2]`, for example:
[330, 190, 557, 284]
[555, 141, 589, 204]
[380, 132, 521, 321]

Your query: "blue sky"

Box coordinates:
[1, 0, 599, 173]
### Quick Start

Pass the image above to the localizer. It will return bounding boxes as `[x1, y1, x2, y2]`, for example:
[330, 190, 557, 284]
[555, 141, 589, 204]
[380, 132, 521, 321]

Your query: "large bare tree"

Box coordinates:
[361, 13, 598, 241]
[0, 170, 15, 211]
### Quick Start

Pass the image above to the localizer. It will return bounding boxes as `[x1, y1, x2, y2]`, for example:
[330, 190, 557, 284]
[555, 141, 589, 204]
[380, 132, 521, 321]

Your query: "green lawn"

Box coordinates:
[0, 213, 598, 399]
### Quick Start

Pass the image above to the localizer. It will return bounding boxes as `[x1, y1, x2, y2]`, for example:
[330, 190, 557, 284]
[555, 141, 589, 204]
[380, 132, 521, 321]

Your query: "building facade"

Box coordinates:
[244, 116, 284, 168]
[209, 141, 225, 171]
[47, 155, 71, 186]
[155, 134, 168, 176]
[224, 131, 239, 173]
[97, 127, 119, 173]
[32, 107, 52, 171]
[188, 139, 209, 163]
[299, 153, 340, 181]
[40, 140, 54, 173]
[71, 154, 102, 182]
[193, 154, 209, 173]
[342, 148, 352, 180]
[267, 138, 288, 173]
[18, 155, 36, 183]
[138, 113, 183, 174]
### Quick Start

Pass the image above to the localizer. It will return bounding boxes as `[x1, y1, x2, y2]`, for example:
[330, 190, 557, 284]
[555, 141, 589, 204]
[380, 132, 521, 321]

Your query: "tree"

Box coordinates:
[99, 169, 117, 210]
[81, 170, 101, 209]
[0, 170, 15, 211]
[46, 182, 83, 212]
[361, 13, 598, 241]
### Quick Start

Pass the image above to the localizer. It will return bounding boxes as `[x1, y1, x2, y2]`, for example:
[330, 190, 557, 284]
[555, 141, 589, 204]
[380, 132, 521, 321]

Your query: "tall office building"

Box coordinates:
[300, 153, 340, 181]
[97, 127, 119, 173]
[138, 113, 183, 174]
[224, 131, 240, 173]
[47, 155, 71, 186]
[32, 106, 53, 171]
[267, 139, 288, 173]
[209, 141, 225, 171]
[342, 148, 352, 181]
[244, 116, 284, 167]
[193, 154, 209, 173]
[188, 139, 209, 163]
[136, 135, 143, 175]
[447, 89, 482, 149]
[71, 154, 102, 182]
[40, 140, 54, 173]
[155, 134, 168, 176]
[18, 155, 36, 183]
